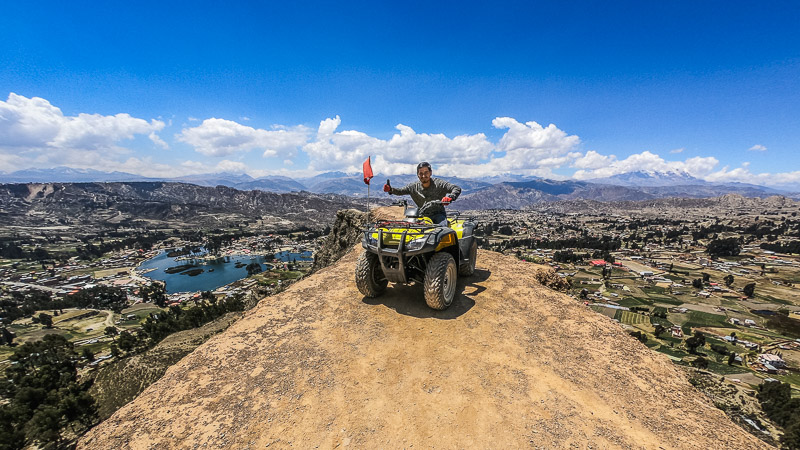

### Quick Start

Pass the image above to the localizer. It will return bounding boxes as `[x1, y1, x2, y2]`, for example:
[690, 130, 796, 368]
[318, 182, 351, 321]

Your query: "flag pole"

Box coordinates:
[363, 155, 374, 221]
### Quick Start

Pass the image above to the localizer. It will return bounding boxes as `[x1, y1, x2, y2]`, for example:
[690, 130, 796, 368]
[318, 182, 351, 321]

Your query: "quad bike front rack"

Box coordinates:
[375, 228, 409, 284]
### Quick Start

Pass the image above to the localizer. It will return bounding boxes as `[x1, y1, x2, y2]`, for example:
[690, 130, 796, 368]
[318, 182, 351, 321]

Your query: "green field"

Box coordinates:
[650, 315, 674, 328]
[616, 297, 651, 308]
[590, 305, 617, 319]
[615, 310, 650, 325]
[705, 360, 747, 375]
[683, 311, 734, 329]
[648, 296, 684, 305]
[654, 344, 688, 359]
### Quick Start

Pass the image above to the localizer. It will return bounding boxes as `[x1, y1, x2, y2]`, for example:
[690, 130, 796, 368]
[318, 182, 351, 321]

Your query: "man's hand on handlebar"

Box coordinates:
[441, 196, 453, 205]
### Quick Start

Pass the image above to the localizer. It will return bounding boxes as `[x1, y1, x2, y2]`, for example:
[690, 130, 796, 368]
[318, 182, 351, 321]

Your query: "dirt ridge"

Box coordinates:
[78, 213, 771, 449]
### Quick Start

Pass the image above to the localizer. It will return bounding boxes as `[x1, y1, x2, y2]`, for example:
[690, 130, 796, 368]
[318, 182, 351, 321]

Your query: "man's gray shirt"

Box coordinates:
[390, 177, 461, 218]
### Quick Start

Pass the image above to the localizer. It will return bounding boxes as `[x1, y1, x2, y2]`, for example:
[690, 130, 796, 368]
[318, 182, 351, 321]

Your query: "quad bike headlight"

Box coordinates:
[405, 234, 432, 251]
[365, 234, 378, 247]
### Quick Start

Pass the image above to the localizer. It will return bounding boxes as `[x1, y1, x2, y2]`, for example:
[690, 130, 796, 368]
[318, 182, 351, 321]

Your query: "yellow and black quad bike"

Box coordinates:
[355, 199, 477, 310]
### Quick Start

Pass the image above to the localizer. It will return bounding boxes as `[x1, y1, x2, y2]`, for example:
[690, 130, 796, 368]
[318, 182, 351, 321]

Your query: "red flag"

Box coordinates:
[362, 156, 373, 185]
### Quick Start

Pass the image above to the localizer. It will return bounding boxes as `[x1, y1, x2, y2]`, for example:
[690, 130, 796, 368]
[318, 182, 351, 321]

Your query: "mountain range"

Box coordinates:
[0, 182, 360, 229]
[1, 167, 797, 208]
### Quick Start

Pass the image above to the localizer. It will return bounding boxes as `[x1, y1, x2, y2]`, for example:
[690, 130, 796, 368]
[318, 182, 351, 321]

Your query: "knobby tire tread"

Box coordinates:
[424, 252, 456, 310]
[355, 251, 387, 297]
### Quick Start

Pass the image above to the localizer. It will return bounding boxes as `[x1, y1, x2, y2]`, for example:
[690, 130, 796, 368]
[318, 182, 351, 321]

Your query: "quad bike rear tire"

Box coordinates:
[459, 239, 477, 276]
[355, 250, 388, 297]
[424, 252, 457, 310]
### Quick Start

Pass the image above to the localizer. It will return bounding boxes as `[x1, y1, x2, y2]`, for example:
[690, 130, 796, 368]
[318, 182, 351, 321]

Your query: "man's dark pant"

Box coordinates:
[429, 212, 448, 227]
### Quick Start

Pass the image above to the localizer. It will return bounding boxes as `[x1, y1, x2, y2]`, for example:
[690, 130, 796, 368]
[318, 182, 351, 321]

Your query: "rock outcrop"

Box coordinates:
[79, 228, 770, 448]
[311, 206, 404, 272]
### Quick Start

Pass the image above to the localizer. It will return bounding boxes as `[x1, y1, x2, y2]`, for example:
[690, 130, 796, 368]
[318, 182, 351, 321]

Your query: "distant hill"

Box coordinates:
[2, 168, 797, 206]
[0, 167, 155, 183]
[588, 169, 703, 187]
[453, 179, 799, 210]
[0, 182, 359, 229]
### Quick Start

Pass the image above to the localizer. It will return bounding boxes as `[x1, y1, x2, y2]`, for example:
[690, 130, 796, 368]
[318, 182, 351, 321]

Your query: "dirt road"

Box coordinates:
[79, 245, 770, 449]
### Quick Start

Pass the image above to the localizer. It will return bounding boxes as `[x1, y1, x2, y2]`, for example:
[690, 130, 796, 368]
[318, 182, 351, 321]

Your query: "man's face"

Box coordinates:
[417, 167, 432, 186]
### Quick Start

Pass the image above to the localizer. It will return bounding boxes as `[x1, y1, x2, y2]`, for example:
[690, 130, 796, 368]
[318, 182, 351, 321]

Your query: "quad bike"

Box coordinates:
[355, 199, 477, 310]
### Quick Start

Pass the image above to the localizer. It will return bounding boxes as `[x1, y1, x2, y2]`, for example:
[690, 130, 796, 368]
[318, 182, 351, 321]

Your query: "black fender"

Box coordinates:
[457, 221, 476, 265]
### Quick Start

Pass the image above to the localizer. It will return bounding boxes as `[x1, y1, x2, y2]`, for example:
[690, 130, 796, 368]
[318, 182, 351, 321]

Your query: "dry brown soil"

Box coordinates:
[79, 230, 772, 448]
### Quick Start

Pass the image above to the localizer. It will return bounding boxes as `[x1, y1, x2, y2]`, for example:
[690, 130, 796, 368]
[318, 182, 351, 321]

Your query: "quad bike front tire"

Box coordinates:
[424, 252, 457, 310]
[355, 250, 388, 297]
[459, 239, 477, 276]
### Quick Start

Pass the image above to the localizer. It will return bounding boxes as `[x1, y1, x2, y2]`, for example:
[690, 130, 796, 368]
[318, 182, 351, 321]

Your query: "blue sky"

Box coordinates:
[1, 1, 798, 187]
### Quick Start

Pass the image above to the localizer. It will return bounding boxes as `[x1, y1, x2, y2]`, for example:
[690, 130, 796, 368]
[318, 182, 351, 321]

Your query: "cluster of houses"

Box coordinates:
[751, 353, 789, 374]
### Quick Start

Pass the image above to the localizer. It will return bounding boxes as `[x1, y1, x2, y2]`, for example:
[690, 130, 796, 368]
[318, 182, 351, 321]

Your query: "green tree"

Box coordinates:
[1, 334, 97, 447]
[0, 327, 14, 346]
[0, 404, 25, 449]
[727, 352, 736, 366]
[25, 405, 62, 447]
[117, 331, 136, 352]
[692, 278, 703, 289]
[691, 356, 708, 369]
[141, 283, 167, 308]
[743, 283, 756, 297]
[685, 331, 706, 354]
[654, 324, 666, 338]
[706, 237, 741, 257]
[701, 272, 710, 283]
[104, 326, 118, 340]
[81, 348, 95, 362]
[723, 274, 734, 287]
[628, 330, 647, 343]
[782, 419, 800, 450]
[37, 313, 53, 329]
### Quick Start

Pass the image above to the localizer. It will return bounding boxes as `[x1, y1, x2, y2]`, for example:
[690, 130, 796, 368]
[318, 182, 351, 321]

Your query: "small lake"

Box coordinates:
[137, 250, 310, 294]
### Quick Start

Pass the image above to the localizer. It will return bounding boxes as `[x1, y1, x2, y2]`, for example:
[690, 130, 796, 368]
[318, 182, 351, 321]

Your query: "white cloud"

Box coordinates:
[3, 98, 796, 190]
[49, 113, 164, 149]
[302, 116, 494, 174]
[572, 150, 616, 169]
[177, 118, 310, 157]
[149, 132, 169, 149]
[572, 151, 720, 180]
[215, 159, 250, 174]
[440, 118, 581, 176]
[493, 118, 580, 156]
[0, 93, 168, 172]
[704, 163, 800, 187]
[0, 93, 164, 150]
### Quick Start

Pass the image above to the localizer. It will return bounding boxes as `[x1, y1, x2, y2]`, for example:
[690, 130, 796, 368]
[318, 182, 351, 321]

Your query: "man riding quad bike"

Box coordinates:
[355, 163, 476, 310]
[381, 161, 461, 226]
